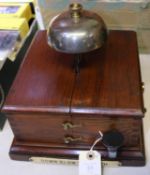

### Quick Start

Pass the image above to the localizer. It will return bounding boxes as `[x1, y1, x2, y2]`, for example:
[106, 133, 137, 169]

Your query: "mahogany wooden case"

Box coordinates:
[2, 30, 145, 166]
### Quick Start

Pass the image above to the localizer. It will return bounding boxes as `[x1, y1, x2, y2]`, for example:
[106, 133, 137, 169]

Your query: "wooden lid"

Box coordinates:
[2, 30, 144, 117]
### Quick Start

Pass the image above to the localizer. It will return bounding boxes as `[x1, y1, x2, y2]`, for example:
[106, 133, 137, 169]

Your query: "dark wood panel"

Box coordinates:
[3, 31, 75, 114]
[71, 31, 144, 116]
[71, 115, 141, 146]
[8, 113, 71, 144]
[8, 113, 141, 147]
[3, 30, 144, 116]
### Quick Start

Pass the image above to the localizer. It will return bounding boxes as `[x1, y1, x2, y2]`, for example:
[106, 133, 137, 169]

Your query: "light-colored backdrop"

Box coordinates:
[36, 0, 150, 53]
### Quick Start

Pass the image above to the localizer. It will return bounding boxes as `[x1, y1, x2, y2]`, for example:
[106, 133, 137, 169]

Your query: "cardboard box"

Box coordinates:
[0, 17, 29, 39]
[0, 2, 34, 23]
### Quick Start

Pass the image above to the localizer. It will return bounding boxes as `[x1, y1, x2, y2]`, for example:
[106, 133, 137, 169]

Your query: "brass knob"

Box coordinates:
[69, 3, 82, 19]
[64, 136, 82, 144]
[62, 122, 82, 130]
[141, 82, 145, 91]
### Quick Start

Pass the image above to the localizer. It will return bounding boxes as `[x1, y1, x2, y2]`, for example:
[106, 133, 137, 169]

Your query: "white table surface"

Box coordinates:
[0, 54, 150, 175]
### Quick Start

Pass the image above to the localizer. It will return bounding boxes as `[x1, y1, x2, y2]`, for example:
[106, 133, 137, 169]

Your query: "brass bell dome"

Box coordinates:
[47, 3, 108, 54]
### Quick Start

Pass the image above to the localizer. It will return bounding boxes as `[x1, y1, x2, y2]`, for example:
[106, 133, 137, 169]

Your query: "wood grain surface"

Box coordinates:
[3, 31, 75, 114]
[2, 30, 145, 165]
[3, 30, 144, 117]
[71, 31, 144, 116]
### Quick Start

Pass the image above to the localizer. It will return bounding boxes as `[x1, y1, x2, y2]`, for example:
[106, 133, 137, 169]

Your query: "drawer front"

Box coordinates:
[8, 113, 72, 144]
[8, 113, 142, 147]
[69, 115, 142, 147]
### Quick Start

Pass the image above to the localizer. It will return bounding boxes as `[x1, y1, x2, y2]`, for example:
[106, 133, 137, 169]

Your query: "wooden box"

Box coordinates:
[2, 30, 145, 166]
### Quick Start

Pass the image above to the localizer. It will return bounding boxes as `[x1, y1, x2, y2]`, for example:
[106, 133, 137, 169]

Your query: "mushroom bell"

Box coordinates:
[47, 3, 108, 54]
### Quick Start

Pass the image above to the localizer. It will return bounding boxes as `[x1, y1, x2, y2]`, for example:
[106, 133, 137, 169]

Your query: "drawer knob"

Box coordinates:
[62, 122, 82, 130]
[64, 136, 82, 144]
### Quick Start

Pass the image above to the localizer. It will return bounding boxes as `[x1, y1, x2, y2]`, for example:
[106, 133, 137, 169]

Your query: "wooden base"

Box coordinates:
[10, 127, 145, 166]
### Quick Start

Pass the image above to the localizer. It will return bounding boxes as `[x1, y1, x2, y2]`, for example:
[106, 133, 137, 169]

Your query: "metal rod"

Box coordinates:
[74, 54, 82, 74]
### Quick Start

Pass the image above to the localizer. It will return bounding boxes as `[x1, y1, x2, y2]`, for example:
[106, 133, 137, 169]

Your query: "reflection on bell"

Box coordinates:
[47, 3, 108, 54]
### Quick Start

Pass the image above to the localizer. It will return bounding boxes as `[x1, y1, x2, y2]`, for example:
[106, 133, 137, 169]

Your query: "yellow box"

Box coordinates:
[0, 2, 34, 23]
[0, 18, 29, 39]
